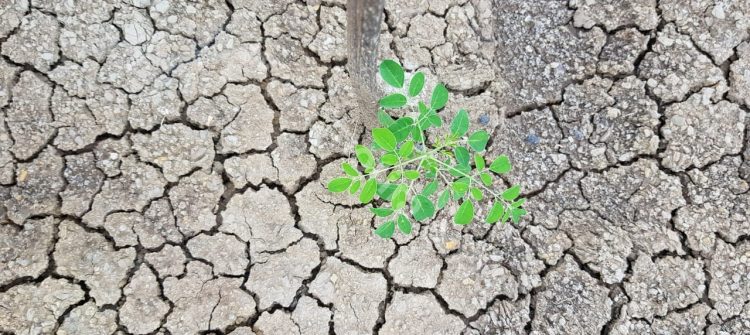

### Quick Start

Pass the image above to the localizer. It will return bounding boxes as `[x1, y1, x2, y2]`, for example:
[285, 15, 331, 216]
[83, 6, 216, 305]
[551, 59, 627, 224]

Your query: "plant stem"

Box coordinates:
[431, 158, 511, 206]
[358, 139, 462, 179]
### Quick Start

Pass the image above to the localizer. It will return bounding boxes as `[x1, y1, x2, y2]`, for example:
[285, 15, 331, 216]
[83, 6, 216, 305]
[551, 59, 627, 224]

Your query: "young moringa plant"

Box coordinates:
[327, 60, 527, 238]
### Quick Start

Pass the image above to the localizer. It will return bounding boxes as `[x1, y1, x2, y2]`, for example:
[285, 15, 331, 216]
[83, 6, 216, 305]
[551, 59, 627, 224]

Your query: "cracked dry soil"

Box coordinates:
[0, 0, 749, 334]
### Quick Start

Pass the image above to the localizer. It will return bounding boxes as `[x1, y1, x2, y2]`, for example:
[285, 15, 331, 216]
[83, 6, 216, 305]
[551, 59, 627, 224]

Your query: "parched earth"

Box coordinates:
[0, 0, 749, 334]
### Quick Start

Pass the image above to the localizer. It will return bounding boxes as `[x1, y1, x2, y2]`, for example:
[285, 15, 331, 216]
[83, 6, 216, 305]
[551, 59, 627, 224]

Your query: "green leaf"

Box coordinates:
[349, 179, 361, 194]
[479, 172, 492, 186]
[381, 153, 399, 166]
[425, 166, 437, 179]
[342, 162, 359, 177]
[373, 128, 397, 152]
[398, 140, 414, 157]
[377, 110, 395, 127]
[417, 102, 431, 129]
[379, 93, 407, 109]
[454, 147, 470, 167]
[355, 145, 375, 169]
[374, 220, 396, 238]
[502, 185, 521, 201]
[423, 160, 437, 179]
[418, 100, 429, 113]
[511, 208, 527, 224]
[489, 155, 511, 174]
[360, 178, 377, 203]
[511, 198, 526, 208]
[501, 208, 511, 224]
[388, 117, 414, 142]
[437, 189, 451, 209]
[397, 214, 412, 234]
[454, 200, 474, 225]
[447, 163, 471, 177]
[404, 170, 419, 180]
[408, 72, 425, 97]
[379, 60, 405, 88]
[391, 185, 407, 210]
[470, 187, 483, 201]
[411, 125, 424, 142]
[451, 178, 469, 198]
[387, 170, 402, 181]
[377, 183, 398, 200]
[486, 202, 504, 224]
[468, 131, 490, 152]
[370, 207, 393, 217]
[411, 195, 435, 221]
[474, 154, 485, 170]
[327, 177, 351, 193]
[450, 109, 469, 137]
[429, 114, 442, 127]
[421, 180, 438, 196]
[431, 83, 449, 110]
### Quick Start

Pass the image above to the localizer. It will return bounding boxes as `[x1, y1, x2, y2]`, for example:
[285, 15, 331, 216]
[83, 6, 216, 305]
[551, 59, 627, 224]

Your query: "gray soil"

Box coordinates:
[0, 0, 749, 334]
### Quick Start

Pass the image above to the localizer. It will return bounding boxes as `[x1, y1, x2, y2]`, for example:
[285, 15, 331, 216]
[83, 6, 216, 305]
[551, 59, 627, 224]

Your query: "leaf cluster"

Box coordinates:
[327, 60, 527, 238]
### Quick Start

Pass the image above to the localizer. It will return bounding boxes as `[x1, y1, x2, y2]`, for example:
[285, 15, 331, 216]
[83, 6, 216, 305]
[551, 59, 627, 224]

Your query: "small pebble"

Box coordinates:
[478, 114, 490, 125]
[526, 134, 540, 145]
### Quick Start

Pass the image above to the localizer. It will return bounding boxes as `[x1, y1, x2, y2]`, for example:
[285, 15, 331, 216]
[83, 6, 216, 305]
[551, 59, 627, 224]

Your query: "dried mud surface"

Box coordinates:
[1, 0, 749, 334]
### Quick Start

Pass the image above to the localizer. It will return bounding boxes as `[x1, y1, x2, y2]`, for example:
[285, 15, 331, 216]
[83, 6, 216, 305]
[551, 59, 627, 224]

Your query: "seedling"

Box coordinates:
[327, 60, 527, 238]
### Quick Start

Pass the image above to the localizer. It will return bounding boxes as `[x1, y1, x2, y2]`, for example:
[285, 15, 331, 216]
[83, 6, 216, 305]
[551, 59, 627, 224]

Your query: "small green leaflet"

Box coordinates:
[448, 164, 470, 177]
[421, 180, 438, 196]
[431, 83, 449, 110]
[486, 202, 504, 224]
[404, 170, 419, 180]
[408, 72, 425, 97]
[511, 208, 527, 224]
[474, 154, 485, 170]
[327, 177, 351, 192]
[342, 162, 358, 176]
[377, 183, 398, 200]
[489, 155, 511, 174]
[452, 178, 469, 198]
[370, 207, 393, 217]
[355, 145, 375, 169]
[381, 153, 398, 166]
[468, 131, 489, 152]
[373, 128, 397, 152]
[429, 114, 442, 127]
[399, 140, 414, 157]
[379, 93, 407, 109]
[417, 102, 431, 129]
[386, 170, 401, 181]
[470, 187, 483, 201]
[391, 185, 407, 210]
[451, 109, 469, 137]
[397, 214, 412, 234]
[359, 178, 377, 203]
[349, 179, 361, 194]
[511, 198, 526, 208]
[437, 189, 451, 209]
[423, 160, 437, 179]
[411, 125, 424, 142]
[411, 195, 435, 221]
[501, 208, 511, 224]
[377, 110, 395, 127]
[388, 117, 414, 142]
[454, 147, 470, 167]
[379, 60, 404, 88]
[502, 185, 521, 201]
[479, 172, 492, 186]
[454, 200, 474, 225]
[374, 220, 396, 238]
